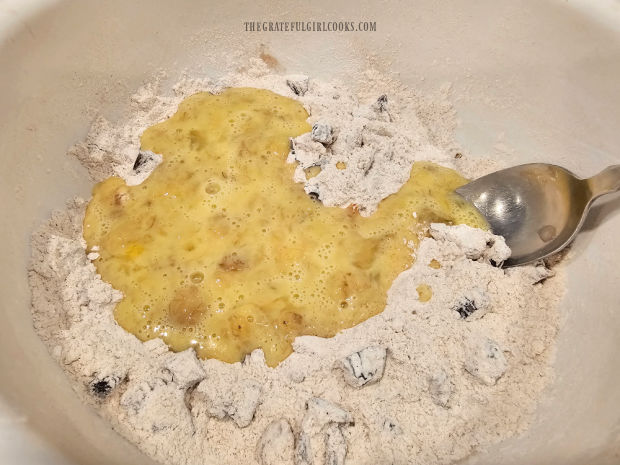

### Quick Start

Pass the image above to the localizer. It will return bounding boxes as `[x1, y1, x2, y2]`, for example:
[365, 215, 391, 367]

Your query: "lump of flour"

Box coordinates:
[428, 369, 452, 408]
[164, 349, 206, 390]
[325, 424, 347, 465]
[452, 288, 490, 320]
[192, 371, 262, 428]
[311, 123, 335, 145]
[464, 336, 508, 386]
[509, 262, 555, 285]
[429, 223, 511, 264]
[338, 346, 387, 388]
[28, 58, 564, 465]
[286, 75, 309, 96]
[256, 419, 295, 465]
[119, 369, 196, 437]
[296, 398, 352, 465]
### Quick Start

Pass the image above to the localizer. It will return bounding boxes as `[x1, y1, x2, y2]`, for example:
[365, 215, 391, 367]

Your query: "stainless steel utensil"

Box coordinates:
[455, 164, 620, 266]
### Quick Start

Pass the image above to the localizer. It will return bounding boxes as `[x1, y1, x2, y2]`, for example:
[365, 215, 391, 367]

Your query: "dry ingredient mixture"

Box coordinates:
[29, 56, 564, 465]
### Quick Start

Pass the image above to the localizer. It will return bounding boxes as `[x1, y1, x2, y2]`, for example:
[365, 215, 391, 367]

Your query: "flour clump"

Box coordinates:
[256, 419, 295, 465]
[339, 346, 387, 388]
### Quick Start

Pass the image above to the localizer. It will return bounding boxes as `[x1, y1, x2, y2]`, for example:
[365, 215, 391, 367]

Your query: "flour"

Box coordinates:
[29, 55, 563, 465]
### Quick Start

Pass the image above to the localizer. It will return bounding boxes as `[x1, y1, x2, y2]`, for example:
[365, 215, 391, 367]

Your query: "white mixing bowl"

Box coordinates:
[1, 0, 619, 464]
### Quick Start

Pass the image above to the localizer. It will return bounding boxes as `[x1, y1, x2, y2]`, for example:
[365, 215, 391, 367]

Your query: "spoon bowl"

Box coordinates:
[456, 164, 620, 267]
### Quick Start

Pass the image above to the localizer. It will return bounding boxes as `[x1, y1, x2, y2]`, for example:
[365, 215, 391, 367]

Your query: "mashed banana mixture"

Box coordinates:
[29, 60, 563, 465]
[84, 88, 485, 367]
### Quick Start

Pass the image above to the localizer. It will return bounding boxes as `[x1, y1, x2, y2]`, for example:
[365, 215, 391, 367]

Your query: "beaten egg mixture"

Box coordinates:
[83, 88, 485, 367]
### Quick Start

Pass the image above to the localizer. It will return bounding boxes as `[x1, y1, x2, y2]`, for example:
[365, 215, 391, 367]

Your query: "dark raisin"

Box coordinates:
[286, 78, 308, 96]
[91, 379, 113, 397]
[384, 420, 398, 431]
[133, 150, 159, 173]
[376, 94, 388, 111]
[455, 299, 478, 319]
[311, 123, 334, 145]
[132, 152, 146, 171]
[308, 192, 319, 201]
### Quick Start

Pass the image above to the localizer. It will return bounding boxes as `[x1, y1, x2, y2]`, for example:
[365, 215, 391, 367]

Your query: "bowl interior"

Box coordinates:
[0, 0, 619, 464]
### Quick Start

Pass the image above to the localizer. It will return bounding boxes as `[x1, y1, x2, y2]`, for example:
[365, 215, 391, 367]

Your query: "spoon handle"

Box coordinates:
[587, 165, 620, 199]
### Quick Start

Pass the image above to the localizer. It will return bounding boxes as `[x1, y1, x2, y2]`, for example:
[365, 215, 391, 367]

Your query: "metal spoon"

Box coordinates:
[455, 164, 620, 267]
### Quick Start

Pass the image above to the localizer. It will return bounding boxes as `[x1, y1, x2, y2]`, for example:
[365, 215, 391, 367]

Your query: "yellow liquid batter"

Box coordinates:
[83, 88, 486, 367]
